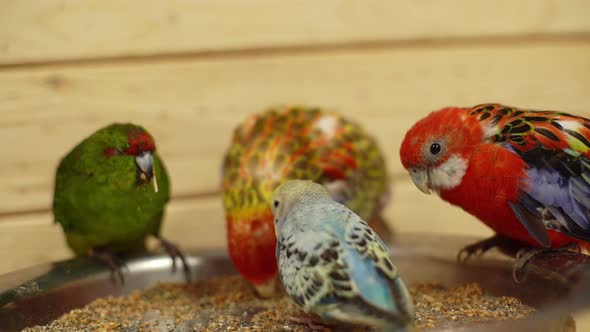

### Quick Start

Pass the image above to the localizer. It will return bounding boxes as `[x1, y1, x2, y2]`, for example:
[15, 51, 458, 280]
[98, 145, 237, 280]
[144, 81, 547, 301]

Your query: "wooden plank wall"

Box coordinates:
[1, 0, 590, 276]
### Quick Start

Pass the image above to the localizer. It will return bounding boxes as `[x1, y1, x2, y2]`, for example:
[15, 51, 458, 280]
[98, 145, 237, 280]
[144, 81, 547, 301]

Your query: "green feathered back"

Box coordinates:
[52, 123, 170, 256]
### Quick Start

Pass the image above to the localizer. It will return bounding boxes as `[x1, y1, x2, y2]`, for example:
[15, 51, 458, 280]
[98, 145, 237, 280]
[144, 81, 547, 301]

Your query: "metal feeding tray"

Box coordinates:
[0, 234, 589, 331]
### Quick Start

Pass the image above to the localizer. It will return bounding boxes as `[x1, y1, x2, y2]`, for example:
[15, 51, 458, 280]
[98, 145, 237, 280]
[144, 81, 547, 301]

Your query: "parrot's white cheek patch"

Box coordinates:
[429, 154, 468, 191]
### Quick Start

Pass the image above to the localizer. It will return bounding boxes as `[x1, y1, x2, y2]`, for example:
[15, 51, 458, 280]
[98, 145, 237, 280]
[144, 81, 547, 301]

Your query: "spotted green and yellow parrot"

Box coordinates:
[400, 103, 590, 279]
[222, 106, 391, 297]
[53, 123, 189, 282]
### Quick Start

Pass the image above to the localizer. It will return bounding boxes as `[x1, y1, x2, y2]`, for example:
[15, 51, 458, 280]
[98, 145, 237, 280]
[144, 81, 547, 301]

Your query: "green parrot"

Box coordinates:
[52, 123, 189, 282]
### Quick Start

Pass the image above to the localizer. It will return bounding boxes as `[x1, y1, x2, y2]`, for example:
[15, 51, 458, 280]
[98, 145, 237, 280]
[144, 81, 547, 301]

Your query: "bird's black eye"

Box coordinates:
[430, 143, 442, 155]
[273, 200, 280, 208]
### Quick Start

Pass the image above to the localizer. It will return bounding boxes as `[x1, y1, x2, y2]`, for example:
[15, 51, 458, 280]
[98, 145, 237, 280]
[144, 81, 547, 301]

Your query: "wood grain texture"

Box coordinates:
[0, 179, 491, 275]
[1, 0, 590, 65]
[1, 41, 589, 214]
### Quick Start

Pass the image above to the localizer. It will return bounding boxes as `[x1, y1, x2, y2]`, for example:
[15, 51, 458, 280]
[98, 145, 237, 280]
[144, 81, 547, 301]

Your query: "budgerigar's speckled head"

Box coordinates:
[270, 180, 330, 224]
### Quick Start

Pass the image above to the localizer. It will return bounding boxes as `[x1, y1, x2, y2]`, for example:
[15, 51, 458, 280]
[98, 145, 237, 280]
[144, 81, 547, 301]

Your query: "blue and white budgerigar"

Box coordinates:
[270, 180, 414, 331]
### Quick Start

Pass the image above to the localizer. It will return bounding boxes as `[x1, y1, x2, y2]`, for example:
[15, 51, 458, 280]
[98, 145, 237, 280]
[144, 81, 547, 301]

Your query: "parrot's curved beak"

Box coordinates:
[135, 152, 154, 182]
[408, 167, 431, 194]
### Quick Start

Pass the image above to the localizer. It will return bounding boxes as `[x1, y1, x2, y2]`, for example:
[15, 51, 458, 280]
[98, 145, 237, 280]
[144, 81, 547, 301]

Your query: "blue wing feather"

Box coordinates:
[342, 246, 396, 314]
[512, 145, 590, 242]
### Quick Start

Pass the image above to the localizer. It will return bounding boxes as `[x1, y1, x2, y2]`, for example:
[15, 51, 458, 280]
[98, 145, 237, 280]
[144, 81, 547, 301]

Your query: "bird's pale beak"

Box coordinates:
[135, 152, 154, 182]
[135, 152, 159, 192]
[408, 167, 431, 194]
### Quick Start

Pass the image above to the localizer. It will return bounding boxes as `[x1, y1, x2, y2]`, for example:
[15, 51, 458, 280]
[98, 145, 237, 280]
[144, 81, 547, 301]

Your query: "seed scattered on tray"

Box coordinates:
[24, 275, 536, 331]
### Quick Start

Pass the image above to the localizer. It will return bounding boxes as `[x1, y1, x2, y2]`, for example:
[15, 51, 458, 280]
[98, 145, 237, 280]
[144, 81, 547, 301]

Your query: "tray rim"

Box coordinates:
[1, 233, 588, 332]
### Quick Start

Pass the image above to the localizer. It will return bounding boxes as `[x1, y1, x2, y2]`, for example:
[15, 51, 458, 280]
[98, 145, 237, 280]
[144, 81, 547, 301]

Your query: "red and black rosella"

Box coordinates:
[400, 103, 590, 277]
[222, 106, 391, 297]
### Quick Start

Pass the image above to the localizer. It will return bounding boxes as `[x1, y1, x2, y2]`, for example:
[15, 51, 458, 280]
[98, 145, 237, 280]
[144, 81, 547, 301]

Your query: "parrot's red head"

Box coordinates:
[400, 107, 484, 194]
[124, 129, 156, 155]
[104, 128, 156, 157]
[103, 124, 158, 190]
